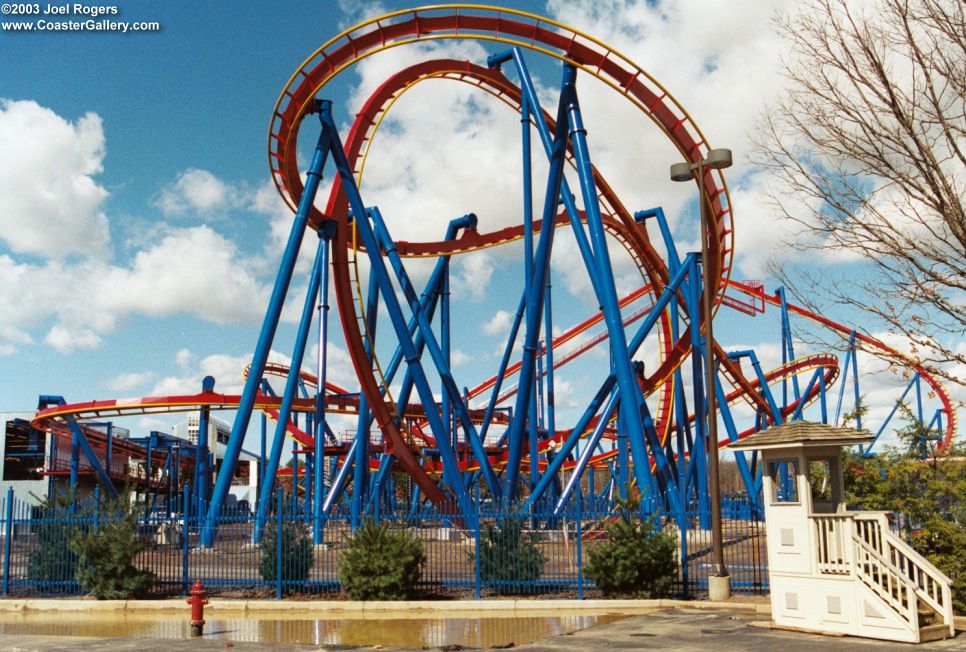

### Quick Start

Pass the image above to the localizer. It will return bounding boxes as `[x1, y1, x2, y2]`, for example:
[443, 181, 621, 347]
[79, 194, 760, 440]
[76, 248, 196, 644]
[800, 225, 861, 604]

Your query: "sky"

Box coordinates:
[0, 0, 960, 456]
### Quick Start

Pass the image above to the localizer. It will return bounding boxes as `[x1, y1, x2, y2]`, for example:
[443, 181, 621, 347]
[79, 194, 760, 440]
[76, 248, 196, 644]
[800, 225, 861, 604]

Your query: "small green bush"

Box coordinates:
[69, 497, 154, 599]
[475, 513, 546, 595]
[585, 500, 677, 598]
[27, 496, 86, 587]
[339, 519, 424, 600]
[259, 520, 313, 589]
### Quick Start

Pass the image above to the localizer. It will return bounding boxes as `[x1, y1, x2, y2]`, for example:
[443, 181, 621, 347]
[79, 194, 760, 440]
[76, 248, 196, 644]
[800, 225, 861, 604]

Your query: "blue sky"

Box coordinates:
[0, 0, 960, 453]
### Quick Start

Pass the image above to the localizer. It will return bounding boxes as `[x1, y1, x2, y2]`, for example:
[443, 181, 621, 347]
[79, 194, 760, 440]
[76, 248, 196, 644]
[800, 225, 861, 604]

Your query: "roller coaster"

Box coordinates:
[28, 6, 957, 545]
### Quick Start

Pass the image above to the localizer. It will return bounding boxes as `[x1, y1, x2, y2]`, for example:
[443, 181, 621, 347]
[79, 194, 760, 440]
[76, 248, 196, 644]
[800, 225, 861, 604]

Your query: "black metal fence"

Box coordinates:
[0, 490, 767, 599]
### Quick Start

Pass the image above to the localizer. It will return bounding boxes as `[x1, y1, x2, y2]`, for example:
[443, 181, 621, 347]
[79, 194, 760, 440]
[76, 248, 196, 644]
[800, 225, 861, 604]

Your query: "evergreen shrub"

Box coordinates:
[584, 499, 676, 598]
[69, 496, 154, 599]
[259, 520, 313, 590]
[339, 519, 424, 600]
[27, 497, 86, 588]
[475, 513, 546, 595]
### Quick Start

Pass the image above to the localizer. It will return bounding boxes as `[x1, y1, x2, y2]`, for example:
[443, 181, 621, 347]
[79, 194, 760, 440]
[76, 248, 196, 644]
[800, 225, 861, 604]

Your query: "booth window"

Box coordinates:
[808, 458, 833, 502]
[768, 459, 800, 504]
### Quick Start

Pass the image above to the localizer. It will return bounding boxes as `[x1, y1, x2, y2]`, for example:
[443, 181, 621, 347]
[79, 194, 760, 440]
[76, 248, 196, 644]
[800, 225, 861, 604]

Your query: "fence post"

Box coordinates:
[182, 484, 190, 595]
[276, 488, 283, 600]
[681, 501, 690, 599]
[576, 488, 583, 600]
[93, 486, 100, 533]
[3, 488, 13, 596]
[474, 502, 481, 599]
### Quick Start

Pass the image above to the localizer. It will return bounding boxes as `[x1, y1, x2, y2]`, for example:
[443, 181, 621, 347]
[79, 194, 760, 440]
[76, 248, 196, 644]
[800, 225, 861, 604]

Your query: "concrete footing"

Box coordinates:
[708, 574, 731, 601]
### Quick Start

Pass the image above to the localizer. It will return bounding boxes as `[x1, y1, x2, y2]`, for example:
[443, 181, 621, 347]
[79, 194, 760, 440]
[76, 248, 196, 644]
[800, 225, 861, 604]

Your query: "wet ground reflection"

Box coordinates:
[0, 609, 634, 648]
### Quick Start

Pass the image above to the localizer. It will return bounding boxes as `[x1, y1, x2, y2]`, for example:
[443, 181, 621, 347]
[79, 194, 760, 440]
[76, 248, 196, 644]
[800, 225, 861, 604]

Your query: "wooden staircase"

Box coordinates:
[814, 511, 955, 643]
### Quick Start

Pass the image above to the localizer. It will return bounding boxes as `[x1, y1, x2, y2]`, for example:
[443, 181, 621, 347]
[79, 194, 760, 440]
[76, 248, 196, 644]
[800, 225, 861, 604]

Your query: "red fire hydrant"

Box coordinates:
[187, 580, 208, 637]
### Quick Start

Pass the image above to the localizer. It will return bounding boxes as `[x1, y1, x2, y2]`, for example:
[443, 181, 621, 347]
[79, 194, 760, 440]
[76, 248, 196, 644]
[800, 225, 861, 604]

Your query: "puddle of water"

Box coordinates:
[0, 610, 634, 648]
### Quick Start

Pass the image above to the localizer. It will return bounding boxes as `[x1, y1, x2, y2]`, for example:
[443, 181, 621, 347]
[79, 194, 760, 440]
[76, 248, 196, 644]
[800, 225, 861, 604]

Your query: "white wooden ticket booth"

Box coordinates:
[729, 421, 954, 643]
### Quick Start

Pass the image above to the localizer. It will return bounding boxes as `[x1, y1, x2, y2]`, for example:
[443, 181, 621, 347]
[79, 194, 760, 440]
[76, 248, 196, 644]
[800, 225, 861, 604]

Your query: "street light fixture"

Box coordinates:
[671, 147, 732, 599]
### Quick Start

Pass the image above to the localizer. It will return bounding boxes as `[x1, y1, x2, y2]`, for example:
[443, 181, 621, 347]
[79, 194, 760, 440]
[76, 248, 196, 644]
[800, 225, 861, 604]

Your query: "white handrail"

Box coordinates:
[853, 511, 953, 631]
[852, 532, 917, 627]
[811, 513, 853, 575]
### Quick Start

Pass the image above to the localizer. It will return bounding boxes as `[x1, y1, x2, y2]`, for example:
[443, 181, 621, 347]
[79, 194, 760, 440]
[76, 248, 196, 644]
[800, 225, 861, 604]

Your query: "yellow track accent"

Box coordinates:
[268, 4, 735, 308]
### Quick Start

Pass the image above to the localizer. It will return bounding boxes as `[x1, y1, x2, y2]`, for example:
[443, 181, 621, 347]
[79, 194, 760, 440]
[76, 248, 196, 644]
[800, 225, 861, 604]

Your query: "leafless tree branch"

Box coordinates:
[754, 0, 965, 387]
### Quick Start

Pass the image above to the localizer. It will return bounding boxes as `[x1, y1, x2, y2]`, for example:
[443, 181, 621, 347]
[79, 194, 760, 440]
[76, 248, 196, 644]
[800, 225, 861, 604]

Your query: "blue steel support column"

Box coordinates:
[322, 437, 357, 514]
[196, 376, 213, 522]
[616, 391, 630, 500]
[833, 333, 855, 427]
[521, 93, 537, 487]
[544, 277, 556, 448]
[867, 374, 920, 452]
[106, 424, 113, 481]
[687, 256, 710, 525]
[777, 287, 801, 408]
[352, 271, 379, 527]
[503, 64, 574, 503]
[734, 350, 783, 424]
[36, 396, 117, 500]
[64, 417, 118, 500]
[145, 437, 153, 502]
[321, 216, 471, 516]
[318, 104, 476, 519]
[442, 255, 452, 452]
[640, 206, 691, 526]
[915, 373, 923, 423]
[202, 104, 330, 547]
[314, 221, 334, 545]
[291, 437, 299, 514]
[480, 293, 527, 442]
[851, 338, 864, 448]
[790, 368, 829, 421]
[523, 255, 696, 509]
[712, 364, 760, 500]
[252, 234, 327, 543]
[368, 207, 499, 502]
[490, 48, 603, 300]
[532, 347, 543, 489]
[70, 426, 79, 494]
[555, 390, 619, 511]
[523, 90, 539, 492]
[259, 379, 268, 510]
[566, 75, 676, 515]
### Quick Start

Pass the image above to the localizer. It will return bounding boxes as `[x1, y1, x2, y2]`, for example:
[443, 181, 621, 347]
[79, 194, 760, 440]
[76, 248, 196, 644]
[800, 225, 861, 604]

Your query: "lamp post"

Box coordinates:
[671, 148, 732, 599]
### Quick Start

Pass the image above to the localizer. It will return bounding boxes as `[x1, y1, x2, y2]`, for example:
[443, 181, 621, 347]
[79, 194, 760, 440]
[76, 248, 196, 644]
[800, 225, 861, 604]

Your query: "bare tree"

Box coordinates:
[755, 0, 965, 387]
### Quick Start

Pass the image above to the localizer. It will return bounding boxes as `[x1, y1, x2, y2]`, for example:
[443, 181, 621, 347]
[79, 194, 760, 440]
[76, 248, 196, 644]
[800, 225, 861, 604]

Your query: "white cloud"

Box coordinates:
[175, 348, 194, 371]
[98, 225, 267, 324]
[250, 178, 318, 277]
[104, 371, 157, 393]
[452, 251, 495, 301]
[155, 168, 238, 217]
[336, 0, 389, 29]
[0, 225, 270, 355]
[306, 341, 360, 395]
[43, 325, 102, 353]
[0, 99, 110, 257]
[150, 349, 272, 396]
[0, 325, 31, 356]
[450, 349, 472, 367]
[483, 309, 513, 336]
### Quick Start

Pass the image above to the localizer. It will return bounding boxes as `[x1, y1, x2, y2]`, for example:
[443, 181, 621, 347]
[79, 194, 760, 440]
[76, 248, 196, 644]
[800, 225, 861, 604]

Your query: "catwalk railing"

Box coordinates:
[0, 491, 767, 599]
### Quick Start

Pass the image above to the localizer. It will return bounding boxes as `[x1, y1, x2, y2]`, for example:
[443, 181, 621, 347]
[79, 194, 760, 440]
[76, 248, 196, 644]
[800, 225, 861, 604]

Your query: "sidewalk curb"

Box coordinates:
[0, 597, 771, 616]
